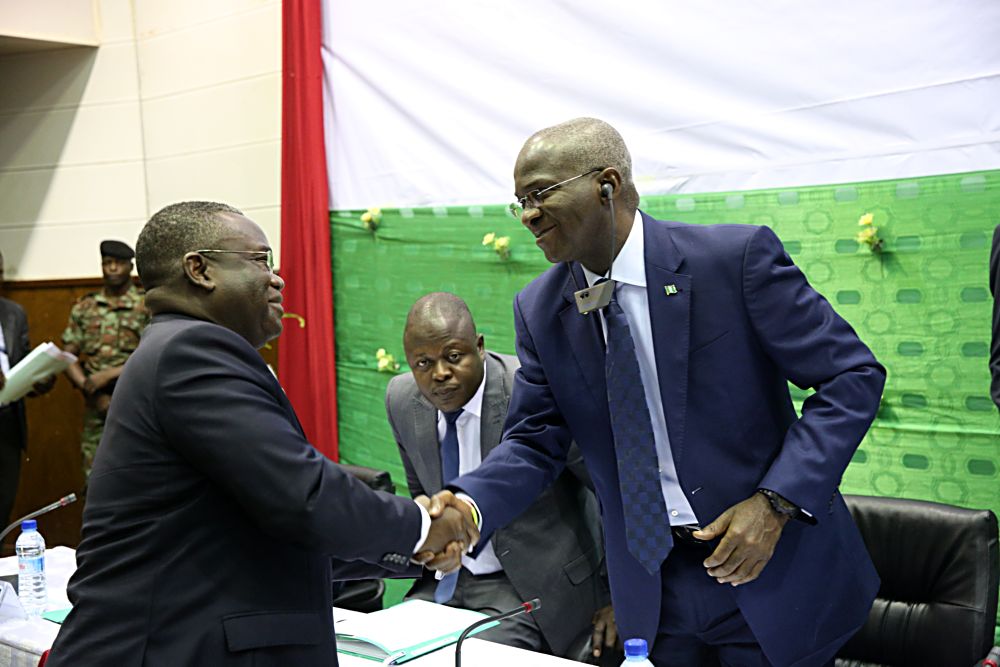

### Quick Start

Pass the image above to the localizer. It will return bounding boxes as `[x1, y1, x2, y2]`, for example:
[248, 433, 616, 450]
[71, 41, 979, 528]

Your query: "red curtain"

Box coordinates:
[279, 0, 339, 460]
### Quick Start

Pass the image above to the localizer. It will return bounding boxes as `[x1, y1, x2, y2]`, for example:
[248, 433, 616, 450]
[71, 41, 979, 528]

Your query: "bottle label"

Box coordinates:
[19, 556, 44, 575]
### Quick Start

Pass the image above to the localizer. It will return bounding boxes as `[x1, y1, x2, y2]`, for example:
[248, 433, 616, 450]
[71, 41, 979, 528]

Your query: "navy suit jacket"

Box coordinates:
[453, 214, 885, 667]
[49, 314, 423, 667]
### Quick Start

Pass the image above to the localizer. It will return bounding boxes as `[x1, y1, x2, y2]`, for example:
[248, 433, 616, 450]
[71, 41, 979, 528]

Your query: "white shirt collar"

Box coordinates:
[438, 360, 486, 421]
[582, 210, 646, 288]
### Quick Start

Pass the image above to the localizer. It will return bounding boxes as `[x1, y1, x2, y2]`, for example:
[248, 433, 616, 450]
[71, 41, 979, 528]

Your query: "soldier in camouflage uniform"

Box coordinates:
[62, 240, 150, 479]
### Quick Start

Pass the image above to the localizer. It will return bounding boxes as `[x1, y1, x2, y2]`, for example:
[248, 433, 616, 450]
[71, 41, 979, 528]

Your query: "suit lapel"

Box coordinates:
[479, 354, 507, 459]
[642, 213, 691, 461]
[559, 263, 607, 408]
[270, 372, 308, 438]
[410, 393, 444, 493]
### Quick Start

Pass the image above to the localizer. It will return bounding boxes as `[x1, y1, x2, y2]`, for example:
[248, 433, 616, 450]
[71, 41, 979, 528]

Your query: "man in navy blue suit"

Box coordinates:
[430, 118, 885, 666]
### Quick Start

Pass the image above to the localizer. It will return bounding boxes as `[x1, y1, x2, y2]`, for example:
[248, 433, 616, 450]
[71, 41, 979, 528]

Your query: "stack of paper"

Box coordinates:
[0, 342, 76, 405]
[335, 599, 497, 664]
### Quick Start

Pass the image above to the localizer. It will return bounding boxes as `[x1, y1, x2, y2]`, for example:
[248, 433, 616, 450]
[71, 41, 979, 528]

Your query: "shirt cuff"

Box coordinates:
[411, 500, 432, 556]
[454, 493, 482, 533]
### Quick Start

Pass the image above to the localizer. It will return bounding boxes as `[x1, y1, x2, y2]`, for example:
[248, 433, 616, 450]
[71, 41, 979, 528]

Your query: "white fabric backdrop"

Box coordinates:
[322, 0, 1000, 209]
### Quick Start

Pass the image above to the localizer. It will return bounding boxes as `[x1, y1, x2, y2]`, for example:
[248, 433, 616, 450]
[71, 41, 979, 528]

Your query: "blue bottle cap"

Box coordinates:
[21, 519, 37, 532]
[624, 638, 648, 658]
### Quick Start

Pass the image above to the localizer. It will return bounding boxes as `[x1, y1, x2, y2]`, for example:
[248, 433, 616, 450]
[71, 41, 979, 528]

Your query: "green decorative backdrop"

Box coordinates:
[330, 170, 1000, 627]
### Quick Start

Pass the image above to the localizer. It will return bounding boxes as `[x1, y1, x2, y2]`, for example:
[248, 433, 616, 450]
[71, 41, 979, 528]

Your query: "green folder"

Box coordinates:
[335, 599, 498, 664]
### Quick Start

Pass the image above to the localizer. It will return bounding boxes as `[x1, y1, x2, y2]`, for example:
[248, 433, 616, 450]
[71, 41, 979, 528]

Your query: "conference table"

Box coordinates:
[0, 548, 578, 667]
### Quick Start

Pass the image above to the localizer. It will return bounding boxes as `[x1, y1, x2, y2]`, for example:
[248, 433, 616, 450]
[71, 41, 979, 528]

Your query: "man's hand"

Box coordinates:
[413, 505, 475, 573]
[590, 605, 618, 659]
[30, 374, 56, 396]
[426, 490, 480, 547]
[87, 368, 114, 393]
[692, 492, 788, 586]
[93, 393, 112, 416]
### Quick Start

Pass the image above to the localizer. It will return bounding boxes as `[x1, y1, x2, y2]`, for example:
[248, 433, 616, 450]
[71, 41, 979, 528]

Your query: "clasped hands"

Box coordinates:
[412, 490, 479, 573]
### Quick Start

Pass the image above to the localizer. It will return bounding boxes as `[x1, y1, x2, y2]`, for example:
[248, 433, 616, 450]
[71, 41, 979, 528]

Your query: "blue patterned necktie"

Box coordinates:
[434, 408, 463, 603]
[604, 287, 673, 574]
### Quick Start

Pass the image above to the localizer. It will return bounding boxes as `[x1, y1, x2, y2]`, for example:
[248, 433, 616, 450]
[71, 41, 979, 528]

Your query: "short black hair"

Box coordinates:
[136, 201, 242, 289]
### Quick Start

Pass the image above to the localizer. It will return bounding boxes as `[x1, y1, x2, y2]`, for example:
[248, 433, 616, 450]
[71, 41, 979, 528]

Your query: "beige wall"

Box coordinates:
[0, 0, 281, 280]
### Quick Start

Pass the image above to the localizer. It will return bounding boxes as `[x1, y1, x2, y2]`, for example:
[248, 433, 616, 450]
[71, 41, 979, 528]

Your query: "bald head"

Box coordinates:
[518, 117, 639, 210]
[403, 293, 485, 412]
[404, 292, 477, 345]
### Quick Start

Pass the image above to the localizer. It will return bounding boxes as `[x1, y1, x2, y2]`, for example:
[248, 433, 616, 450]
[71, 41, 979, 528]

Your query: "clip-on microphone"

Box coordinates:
[572, 181, 617, 315]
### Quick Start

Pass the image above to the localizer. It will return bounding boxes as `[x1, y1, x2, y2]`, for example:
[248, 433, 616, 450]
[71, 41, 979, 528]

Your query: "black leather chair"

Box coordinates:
[332, 463, 397, 613]
[836, 495, 999, 667]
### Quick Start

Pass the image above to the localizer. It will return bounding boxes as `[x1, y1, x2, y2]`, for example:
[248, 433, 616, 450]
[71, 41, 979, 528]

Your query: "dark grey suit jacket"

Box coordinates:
[0, 297, 30, 449]
[48, 314, 423, 667]
[386, 350, 607, 656]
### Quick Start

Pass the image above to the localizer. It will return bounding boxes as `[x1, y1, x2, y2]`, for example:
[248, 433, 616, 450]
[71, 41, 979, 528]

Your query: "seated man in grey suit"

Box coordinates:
[386, 292, 616, 659]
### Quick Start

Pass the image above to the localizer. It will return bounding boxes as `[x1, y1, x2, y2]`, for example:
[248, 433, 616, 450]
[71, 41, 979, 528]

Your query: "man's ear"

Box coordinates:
[182, 252, 215, 291]
[476, 333, 485, 359]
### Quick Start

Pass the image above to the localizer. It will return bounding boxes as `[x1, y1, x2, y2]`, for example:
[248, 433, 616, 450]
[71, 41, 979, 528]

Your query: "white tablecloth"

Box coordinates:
[0, 547, 75, 667]
[0, 550, 577, 667]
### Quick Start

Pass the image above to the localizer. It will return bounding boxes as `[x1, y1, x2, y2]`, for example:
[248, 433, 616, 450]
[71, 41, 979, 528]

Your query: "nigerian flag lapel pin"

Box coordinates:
[664, 284, 678, 296]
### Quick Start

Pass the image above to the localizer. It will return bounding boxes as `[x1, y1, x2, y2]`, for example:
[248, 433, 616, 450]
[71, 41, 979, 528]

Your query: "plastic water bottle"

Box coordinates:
[16, 519, 46, 617]
[620, 638, 655, 666]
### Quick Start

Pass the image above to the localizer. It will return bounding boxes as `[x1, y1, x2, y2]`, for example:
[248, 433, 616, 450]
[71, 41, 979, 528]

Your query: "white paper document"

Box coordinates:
[335, 599, 496, 664]
[0, 342, 76, 405]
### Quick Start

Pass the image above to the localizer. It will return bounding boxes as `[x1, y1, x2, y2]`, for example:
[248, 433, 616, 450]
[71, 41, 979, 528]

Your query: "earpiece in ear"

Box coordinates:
[600, 183, 613, 198]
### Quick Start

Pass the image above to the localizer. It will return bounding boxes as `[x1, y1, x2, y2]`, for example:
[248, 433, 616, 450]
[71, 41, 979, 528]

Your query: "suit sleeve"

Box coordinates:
[451, 293, 571, 546]
[746, 226, 886, 519]
[385, 376, 428, 498]
[156, 325, 422, 567]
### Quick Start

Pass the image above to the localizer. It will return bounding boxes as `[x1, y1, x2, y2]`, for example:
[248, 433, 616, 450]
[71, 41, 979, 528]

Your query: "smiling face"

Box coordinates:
[203, 213, 285, 349]
[403, 309, 485, 413]
[513, 137, 612, 273]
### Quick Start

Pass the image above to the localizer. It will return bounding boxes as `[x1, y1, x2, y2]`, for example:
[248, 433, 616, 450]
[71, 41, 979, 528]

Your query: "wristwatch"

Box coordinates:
[757, 488, 800, 519]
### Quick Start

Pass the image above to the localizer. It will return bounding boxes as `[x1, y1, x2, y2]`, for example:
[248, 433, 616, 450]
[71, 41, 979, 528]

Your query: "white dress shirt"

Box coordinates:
[582, 210, 698, 526]
[435, 366, 504, 574]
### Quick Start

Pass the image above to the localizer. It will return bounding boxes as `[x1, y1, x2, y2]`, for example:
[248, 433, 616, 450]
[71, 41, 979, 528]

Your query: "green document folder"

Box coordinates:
[335, 599, 498, 664]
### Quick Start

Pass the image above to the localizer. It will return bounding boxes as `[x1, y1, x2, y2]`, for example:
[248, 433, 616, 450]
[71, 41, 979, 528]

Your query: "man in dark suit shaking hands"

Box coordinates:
[47, 201, 476, 667]
[429, 118, 885, 666]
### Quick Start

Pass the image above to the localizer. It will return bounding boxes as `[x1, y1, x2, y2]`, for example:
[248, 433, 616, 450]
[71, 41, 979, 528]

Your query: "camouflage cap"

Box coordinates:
[100, 240, 134, 260]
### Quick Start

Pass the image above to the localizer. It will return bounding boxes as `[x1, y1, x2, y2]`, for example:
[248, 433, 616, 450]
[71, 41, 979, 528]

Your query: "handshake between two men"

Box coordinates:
[411, 491, 480, 573]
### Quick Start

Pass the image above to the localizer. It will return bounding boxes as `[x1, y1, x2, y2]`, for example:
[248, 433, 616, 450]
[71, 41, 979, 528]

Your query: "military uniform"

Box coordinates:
[62, 284, 149, 476]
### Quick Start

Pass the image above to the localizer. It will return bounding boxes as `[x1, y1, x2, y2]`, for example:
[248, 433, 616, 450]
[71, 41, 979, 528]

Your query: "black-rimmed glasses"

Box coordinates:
[196, 249, 274, 271]
[508, 167, 603, 219]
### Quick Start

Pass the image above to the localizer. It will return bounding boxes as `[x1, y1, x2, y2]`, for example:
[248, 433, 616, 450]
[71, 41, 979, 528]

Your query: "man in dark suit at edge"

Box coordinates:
[47, 201, 476, 666]
[387, 292, 617, 659]
[0, 249, 55, 530]
[427, 118, 885, 666]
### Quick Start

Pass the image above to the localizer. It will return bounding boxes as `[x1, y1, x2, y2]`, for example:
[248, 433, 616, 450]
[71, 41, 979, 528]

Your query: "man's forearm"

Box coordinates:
[65, 362, 87, 390]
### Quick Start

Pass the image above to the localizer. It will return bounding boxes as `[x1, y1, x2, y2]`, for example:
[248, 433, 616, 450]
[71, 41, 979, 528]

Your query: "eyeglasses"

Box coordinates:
[196, 248, 274, 271]
[508, 167, 603, 219]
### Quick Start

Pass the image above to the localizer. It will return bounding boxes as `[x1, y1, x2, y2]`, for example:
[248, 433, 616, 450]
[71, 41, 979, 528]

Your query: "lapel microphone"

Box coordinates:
[573, 181, 617, 315]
